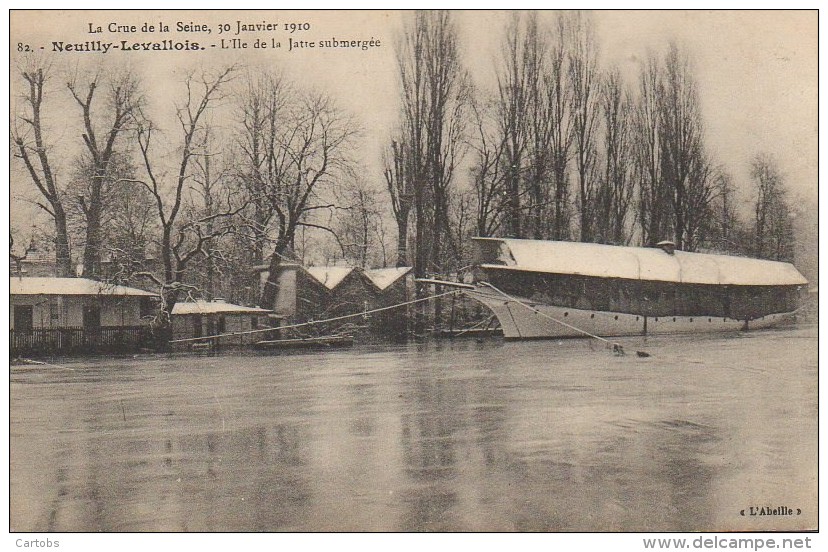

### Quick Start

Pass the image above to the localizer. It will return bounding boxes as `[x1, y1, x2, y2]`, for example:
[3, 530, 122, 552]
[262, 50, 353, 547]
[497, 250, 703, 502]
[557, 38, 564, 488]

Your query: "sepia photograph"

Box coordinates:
[6, 7, 819, 543]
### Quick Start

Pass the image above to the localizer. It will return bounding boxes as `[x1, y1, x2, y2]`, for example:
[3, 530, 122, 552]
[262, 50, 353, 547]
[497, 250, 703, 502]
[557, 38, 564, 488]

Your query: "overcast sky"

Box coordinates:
[8, 10, 818, 236]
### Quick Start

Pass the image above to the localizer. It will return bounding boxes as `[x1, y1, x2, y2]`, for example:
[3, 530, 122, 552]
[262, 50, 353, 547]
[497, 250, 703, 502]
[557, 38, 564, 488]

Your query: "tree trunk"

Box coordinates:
[82, 191, 102, 278]
[396, 216, 409, 267]
[53, 207, 73, 278]
[260, 244, 287, 310]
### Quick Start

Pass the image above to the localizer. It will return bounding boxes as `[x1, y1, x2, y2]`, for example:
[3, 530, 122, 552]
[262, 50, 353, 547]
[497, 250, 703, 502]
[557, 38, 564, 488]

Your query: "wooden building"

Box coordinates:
[362, 267, 413, 337]
[170, 299, 275, 349]
[468, 237, 809, 339]
[10, 277, 157, 356]
[255, 264, 414, 338]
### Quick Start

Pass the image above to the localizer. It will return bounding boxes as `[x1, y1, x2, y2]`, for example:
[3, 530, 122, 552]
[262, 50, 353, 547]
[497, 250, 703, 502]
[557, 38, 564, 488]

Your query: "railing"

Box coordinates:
[10, 326, 155, 357]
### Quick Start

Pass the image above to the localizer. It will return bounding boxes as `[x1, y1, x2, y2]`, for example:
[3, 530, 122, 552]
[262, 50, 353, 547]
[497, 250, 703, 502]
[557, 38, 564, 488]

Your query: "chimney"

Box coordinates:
[656, 240, 676, 255]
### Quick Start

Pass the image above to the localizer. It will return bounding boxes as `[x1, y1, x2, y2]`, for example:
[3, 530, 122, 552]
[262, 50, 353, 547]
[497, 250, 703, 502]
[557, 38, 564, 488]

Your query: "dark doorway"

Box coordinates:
[14, 305, 33, 331]
[82, 305, 101, 328]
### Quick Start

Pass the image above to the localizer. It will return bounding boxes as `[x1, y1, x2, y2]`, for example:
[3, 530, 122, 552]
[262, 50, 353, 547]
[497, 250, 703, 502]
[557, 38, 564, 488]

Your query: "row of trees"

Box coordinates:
[383, 11, 800, 289]
[11, 11, 805, 335]
[11, 58, 365, 329]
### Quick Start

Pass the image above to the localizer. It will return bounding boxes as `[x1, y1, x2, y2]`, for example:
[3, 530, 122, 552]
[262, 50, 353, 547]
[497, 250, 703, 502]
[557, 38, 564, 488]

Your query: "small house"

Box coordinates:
[9, 247, 57, 277]
[10, 277, 157, 356]
[170, 299, 276, 348]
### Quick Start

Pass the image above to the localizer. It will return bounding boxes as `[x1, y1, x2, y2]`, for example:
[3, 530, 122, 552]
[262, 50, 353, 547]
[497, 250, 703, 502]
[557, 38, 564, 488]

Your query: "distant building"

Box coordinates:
[170, 299, 276, 349]
[10, 277, 157, 356]
[9, 247, 58, 277]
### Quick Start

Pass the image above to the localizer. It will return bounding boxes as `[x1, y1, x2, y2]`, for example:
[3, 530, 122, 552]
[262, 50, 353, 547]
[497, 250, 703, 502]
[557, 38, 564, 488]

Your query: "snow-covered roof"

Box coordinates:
[474, 238, 808, 287]
[171, 300, 271, 315]
[363, 267, 412, 290]
[10, 277, 156, 296]
[305, 266, 355, 290]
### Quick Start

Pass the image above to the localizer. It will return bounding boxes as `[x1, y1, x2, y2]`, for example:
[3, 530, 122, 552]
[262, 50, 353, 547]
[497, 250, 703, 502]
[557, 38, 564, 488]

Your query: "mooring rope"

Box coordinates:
[477, 282, 649, 357]
[169, 288, 463, 344]
[448, 315, 496, 337]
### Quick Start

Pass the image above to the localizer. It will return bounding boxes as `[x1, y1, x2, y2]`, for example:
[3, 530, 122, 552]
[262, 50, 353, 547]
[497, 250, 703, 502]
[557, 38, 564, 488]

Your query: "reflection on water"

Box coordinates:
[10, 327, 817, 532]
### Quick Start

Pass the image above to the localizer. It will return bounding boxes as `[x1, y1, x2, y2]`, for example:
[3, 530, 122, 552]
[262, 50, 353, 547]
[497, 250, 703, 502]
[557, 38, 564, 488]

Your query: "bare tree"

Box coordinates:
[395, 10, 469, 329]
[384, 138, 414, 266]
[751, 152, 794, 261]
[424, 12, 470, 275]
[708, 168, 741, 253]
[690, 165, 745, 255]
[633, 51, 669, 246]
[128, 66, 243, 327]
[234, 71, 291, 266]
[658, 43, 708, 251]
[595, 67, 635, 244]
[495, 12, 533, 237]
[468, 99, 509, 237]
[11, 58, 73, 276]
[632, 44, 714, 251]
[66, 151, 156, 279]
[545, 15, 573, 240]
[104, 176, 158, 279]
[67, 67, 143, 278]
[331, 178, 385, 269]
[235, 77, 358, 309]
[567, 11, 601, 242]
[189, 124, 237, 298]
[679, 148, 715, 252]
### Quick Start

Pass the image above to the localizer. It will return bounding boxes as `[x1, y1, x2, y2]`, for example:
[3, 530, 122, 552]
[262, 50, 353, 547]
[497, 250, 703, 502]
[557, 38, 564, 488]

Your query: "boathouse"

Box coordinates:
[472, 237, 807, 320]
[469, 238, 808, 339]
[10, 277, 157, 356]
[362, 267, 414, 336]
[170, 299, 276, 348]
[255, 263, 415, 337]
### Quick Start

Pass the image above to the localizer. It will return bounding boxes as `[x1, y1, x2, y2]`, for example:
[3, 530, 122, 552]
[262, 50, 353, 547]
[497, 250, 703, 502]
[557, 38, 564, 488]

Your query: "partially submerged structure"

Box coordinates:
[465, 238, 808, 339]
[171, 299, 275, 348]
[10, 277, 157, 356]
[256, 263, 414, 337]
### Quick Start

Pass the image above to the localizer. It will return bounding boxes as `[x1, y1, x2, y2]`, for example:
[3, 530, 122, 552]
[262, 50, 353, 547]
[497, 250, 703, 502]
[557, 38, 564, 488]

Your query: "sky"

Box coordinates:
[8, 9, 819, 237]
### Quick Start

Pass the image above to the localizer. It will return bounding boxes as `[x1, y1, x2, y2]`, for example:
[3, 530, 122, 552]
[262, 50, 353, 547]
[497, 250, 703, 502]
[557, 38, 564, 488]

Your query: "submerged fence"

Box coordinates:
[10, 326, 155, 357]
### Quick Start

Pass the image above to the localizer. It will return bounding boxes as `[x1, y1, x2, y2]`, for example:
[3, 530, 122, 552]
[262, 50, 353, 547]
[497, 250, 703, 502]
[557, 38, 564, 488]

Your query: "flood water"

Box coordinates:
[10, 326, 817, 532]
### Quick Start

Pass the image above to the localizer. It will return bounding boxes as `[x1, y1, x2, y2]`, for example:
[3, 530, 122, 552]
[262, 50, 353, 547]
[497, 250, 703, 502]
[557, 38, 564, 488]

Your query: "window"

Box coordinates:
[217, 316, 226, 334]
[251, 316, 258, 330]
[49, 300, 60, 322]
[14, 305, 33, 331]
[193, 315, 203, 338]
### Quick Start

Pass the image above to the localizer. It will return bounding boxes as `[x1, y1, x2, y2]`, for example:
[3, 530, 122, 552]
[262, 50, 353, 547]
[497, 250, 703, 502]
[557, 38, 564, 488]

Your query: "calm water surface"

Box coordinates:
[10, 326, 817, 532]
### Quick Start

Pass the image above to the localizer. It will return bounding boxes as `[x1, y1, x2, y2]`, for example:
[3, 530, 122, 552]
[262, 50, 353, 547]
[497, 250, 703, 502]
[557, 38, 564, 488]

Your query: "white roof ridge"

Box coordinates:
[10, 276, 156, 296]
[305, 266, 355, 290]
[171, 299, 272, 315]
[475, 238, 808, 287]
[363, 266, 413, 290]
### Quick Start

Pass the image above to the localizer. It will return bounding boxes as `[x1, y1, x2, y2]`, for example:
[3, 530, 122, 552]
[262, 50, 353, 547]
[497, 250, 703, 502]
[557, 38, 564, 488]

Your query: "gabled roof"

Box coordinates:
[305, 266, 356, 290]
[10, 277, 156, 296]
[474, 238, 808, 287]
[171, 300, 271, 315]
[363, 267, 412, 290]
